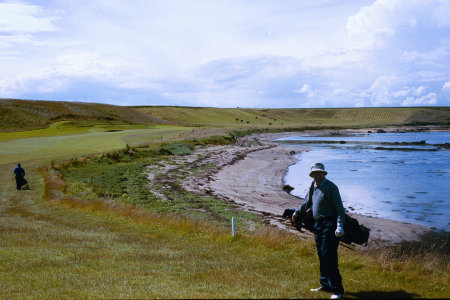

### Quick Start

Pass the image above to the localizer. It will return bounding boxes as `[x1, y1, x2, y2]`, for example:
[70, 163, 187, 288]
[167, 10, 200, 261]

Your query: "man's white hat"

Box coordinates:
[309, 162, 327, 177]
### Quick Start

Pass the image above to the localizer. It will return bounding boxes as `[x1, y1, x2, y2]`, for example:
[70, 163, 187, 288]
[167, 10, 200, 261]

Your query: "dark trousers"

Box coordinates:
[15, 176, 26, 190]
[314, 219, 344, 295]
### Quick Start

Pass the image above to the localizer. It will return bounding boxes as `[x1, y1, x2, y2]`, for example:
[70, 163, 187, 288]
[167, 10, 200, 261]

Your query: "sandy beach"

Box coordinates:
[184, 130, 438, 249]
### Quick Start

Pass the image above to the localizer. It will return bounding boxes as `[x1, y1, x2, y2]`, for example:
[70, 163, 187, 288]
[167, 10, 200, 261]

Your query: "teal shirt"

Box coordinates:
[296, 178, 345, 224]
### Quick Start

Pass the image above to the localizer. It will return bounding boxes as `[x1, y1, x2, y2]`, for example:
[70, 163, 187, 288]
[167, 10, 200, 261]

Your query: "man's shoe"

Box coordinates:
[330, 294, 342, 299]
[310, 286, 330, 292]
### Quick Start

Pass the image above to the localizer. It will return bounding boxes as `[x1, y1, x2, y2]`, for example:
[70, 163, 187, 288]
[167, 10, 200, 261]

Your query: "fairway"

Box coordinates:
[0, 125, 193, 165]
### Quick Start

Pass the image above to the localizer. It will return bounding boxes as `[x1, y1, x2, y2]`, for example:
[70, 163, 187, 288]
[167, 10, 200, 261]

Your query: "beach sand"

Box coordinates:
[187, 131, 435, 249]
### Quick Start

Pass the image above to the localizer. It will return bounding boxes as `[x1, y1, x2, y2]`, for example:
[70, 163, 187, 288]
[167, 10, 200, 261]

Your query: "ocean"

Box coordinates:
[278, 131, 450, 231]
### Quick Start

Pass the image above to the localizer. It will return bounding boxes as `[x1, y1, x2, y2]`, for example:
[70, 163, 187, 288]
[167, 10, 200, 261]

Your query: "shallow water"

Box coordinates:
[278, 132, 450, 231]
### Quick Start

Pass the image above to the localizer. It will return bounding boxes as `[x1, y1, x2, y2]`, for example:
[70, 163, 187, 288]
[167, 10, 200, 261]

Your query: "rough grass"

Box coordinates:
[1, 102, 449, 298]
[0, 99, 159, 132]
[2, 99, 449, 134]
[135, 106, 450, 129]
[56, 137, 258, 229]
[1, 162, 448, 298]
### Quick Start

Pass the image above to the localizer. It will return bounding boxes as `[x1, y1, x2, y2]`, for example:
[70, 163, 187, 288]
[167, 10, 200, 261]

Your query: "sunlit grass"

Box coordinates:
[0, 125, 198, 165]
[135, 106, 450, 129]
[1, 104, 449, 298]
[1, 163, 448, 298]
[0, 121, 194, 143]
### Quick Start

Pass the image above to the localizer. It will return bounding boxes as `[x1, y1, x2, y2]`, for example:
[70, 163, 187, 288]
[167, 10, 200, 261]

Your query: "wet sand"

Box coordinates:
[193, 131, 436, 248]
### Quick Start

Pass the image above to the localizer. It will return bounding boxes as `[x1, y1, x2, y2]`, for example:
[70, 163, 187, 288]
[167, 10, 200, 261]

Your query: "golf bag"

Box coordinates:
[283, 208, 370, 246]
[15, 176, 28, 190]
[283, 182, 370, 246]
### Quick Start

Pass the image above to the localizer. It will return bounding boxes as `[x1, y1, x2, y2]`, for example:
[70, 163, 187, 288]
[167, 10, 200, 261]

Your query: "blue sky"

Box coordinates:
[1, 0, 449, 108]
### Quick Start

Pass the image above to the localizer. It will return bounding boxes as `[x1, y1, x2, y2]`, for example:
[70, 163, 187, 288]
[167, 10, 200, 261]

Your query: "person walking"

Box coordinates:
[293, 162, 345, 299]
[13, 163, 27, 190]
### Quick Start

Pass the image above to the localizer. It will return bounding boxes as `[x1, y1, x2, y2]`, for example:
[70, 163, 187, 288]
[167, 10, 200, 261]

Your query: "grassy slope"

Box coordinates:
[134, 106, 450, 128]
[1, 164, 447, 298]
[2, 99, 449, 134]
[0, 99, 163, 132]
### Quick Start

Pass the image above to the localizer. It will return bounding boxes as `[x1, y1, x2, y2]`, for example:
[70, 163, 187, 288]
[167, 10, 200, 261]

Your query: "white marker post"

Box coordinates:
[232, 217, 236, 237]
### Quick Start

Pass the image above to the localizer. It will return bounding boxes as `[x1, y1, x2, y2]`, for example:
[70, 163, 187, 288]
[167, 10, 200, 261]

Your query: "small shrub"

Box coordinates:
[160, 142, 194, 156]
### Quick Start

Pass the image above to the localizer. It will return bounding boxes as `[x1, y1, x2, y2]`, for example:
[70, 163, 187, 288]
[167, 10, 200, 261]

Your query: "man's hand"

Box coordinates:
[335, 221, 344, 238]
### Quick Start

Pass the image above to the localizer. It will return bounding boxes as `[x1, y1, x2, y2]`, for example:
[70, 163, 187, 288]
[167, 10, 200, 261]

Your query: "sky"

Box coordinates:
[0, 0, 450, 108]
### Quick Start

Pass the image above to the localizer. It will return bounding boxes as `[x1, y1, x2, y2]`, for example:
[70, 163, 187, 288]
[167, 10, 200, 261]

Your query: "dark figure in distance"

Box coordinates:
[14, 163, 28, 190]
[293, 163, 345, 299]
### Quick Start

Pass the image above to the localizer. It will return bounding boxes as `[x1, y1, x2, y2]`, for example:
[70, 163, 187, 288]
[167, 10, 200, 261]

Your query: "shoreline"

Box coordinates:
[196, 129, 446, 249]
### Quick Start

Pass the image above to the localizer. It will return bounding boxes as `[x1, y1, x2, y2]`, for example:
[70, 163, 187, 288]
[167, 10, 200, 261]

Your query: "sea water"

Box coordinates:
[278, 132, 450, 231]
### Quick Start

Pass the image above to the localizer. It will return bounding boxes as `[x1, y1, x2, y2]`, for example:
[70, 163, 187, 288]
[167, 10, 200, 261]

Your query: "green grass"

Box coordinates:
[134, 106, 450, 129]
[58, 139, 258, 229]
[0, 99, 159, 132]
[0, 162, 448, 298]
[0, 124, 197, 165]
[0, 120, 154, 142]
[1, 100, 449, 298]
[2, 99, 449, 134]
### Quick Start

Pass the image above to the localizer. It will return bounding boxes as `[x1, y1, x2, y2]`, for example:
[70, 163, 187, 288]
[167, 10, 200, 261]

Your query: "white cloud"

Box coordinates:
[443, 81, 450, 91]
[393, 89, 409, 98]
[401, 92, 437, 106]
[394, 86, 426, 98]
[0, 2, 58, 34]
[346, 0, 450, 51]
[294, 84, 317, 99]
[0, 0, 449, 107]
[346, 0, 397, 49]
[296, 84, 311, 94]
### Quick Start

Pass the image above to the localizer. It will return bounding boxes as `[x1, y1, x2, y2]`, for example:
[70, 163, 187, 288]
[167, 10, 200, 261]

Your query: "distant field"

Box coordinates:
[0, 121, 152, 142]
[1, 100, 449, 168]
[2, 100, 448, 165]
[134, 106, 450, 128]
[1, 100, 449, 133]
[0, 124, 195, 165]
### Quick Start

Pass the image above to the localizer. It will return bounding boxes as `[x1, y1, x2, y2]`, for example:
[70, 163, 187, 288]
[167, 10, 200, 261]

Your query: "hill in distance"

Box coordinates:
[0, 99, 164, 132]
[132, 105, 450, 129]
[1, 99, 449, 132]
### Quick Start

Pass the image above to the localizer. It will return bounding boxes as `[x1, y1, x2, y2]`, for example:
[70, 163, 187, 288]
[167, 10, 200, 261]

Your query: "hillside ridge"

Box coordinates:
[1, 99, 449, 132]
[0, 99, 163, 132]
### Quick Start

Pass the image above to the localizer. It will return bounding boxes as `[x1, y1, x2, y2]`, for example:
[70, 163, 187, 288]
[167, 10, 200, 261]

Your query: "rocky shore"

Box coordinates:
[184, 130, 442, 249]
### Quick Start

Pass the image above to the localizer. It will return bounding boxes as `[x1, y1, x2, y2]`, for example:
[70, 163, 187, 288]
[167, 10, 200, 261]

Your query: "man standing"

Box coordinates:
[293, 163, 345, 299]
[13, 163, 27, 190]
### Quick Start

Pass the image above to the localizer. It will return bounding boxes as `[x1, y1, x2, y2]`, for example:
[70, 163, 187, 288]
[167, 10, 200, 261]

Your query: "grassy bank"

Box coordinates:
[50, 135, 259, 228]
[1, 155, 448, 298]
[36, 137, 448, 298]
